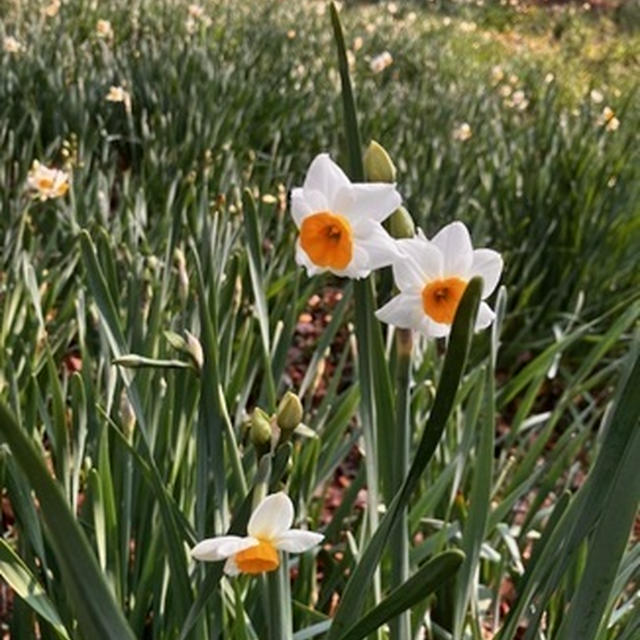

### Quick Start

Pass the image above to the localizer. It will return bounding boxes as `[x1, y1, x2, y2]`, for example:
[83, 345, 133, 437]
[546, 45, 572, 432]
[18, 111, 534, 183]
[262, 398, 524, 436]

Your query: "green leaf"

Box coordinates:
[0, 401, 135, 640]
[328, 278, 482, 638]
[558, 378, 640, 639]
[337, 550, 465, 640]
[0, 539, 70, 639]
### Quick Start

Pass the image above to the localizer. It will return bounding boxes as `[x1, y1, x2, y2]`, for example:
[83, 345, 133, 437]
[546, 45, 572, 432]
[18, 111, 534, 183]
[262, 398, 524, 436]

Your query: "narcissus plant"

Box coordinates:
[191, 492, 323, 575]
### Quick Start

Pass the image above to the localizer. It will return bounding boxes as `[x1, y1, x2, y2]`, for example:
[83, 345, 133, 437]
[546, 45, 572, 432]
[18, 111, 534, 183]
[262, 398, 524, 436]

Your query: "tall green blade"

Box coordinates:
[337, 551, 465, 640]
[0, 401, 135, 640]
[328, 278, 482, 638]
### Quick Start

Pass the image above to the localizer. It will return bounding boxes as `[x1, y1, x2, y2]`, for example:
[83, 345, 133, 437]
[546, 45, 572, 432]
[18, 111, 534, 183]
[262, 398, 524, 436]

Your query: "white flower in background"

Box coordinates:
[452, 122, 472, 141]
[106, 85, 131, 111]
[544, 72, 555, 84]
[191, 492, 323, 576]
[27, 161, 70, 200]
[188, 3, 204, 18]
[42, 0, 60, 17]
[3, 36, 22, 53]
[292, 154, 401, 279]
[187, 3, 212, 27]
[598, 106, 619, 131]
[509, 89, 529, 111]
[370, 50, 393, 73]
[376, 221, 503, 338]
[387, 2, 398, 14]
[590, 89, 604, 104]
[459, 20, 477, 33]
[353, 36, 364, 51]
[96, 19, 113, 39]
[491, 65, 504, 85]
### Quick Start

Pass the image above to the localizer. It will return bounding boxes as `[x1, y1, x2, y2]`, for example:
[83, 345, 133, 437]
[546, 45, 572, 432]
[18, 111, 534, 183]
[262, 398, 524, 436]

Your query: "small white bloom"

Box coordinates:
[598, 106, 619, 131]
[27, 161, 70, 200]
[42, 0, 60, 17]
[106, 85, 131, 112]
[370, 50, 393, 73]
[376, 222, 503, 338]
[191, 492, 323, 576]
[96, 19, 113, 39]
[292, 154, 401, 279]
[544, 72, 555, 84]
[590, 89, 604, 104]
[3, 36, 22, 53]
[452, 122, 472, 141]
[491, 65, 504, 85]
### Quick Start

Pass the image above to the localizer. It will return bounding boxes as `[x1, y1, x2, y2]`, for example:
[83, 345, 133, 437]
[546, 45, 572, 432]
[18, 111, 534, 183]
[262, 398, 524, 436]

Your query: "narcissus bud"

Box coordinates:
[185, 330, 204, 372]
[389, 205, 415, 239]
[250, 408, 272, 456]
[173, 248, 189, 304]
[363, 140, 396, 183]
[276, 391, 303, 434]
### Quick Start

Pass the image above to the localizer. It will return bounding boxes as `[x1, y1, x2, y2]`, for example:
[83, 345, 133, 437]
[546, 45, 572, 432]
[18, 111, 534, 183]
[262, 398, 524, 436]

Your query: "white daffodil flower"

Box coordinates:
[190, 492, 323, 576]
[376, 221, 503, 338]
[292, 154, 401, 279]
[27, 161, 70, 200]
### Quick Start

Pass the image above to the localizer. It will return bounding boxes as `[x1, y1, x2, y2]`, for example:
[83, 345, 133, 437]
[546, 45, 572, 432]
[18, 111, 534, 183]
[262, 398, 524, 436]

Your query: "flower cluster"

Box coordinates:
[291, 153, 503, 339]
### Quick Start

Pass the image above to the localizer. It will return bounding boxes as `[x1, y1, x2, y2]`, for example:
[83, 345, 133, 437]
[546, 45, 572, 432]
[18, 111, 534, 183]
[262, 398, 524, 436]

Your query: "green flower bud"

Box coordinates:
[364, 140, 396, 183]
[250, 408, 272, 456]
[185, 330, 204, 372]
[389, 205, 415, 239]
[276, 391, 303, 434]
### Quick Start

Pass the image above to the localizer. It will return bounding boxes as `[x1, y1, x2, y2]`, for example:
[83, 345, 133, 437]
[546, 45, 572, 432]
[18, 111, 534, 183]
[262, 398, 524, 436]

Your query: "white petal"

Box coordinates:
[354, 222, 401, 271]
[375, 294, 423, 330]
[247, 492, 294, 540]
[274, 530, 324, 553]
[190, 536, 257, 561]
[470, 249, 503, 297]
[430, 221, 473, 278]
[393, 236, 443, 291]
[420, 318, 451, 339]
[332, 245, 371, 279]
[475, 302, 495, 331]
[223, 556, 240, 576]
[291, 188, 312, 227]
[303, 154, 351, 206]
[334, 183, 401, 224]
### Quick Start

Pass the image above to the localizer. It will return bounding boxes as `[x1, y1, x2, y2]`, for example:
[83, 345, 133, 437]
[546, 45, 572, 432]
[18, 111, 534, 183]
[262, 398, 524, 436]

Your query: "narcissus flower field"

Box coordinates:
[1, 0, 639, 639]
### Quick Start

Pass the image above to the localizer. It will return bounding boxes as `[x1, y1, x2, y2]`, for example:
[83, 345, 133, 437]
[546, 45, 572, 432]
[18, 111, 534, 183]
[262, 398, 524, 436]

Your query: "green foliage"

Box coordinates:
[0, 1, 638, 639]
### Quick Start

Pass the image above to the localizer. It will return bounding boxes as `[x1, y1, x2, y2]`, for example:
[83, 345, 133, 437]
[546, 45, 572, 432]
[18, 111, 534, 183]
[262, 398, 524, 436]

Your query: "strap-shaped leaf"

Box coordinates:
[327, 277, 482, 638]
[0, 401, 135, 639]
[338, 550, 465, 640]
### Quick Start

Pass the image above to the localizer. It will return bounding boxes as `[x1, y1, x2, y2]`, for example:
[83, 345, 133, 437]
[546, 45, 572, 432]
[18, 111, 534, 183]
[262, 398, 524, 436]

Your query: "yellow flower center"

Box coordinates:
[422, 277, 467, 325]
[235, 540, 279, 574]
[300, 212, 353, 270]
[38, 177, 54, 191]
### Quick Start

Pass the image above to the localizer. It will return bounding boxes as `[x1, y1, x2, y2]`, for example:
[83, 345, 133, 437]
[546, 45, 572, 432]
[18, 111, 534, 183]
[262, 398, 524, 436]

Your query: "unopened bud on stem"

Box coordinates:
[364, 140, 396, 183]
[276, 391, 303, 435]
[250, 408, 272, 457]
[389, 205, 415, 239]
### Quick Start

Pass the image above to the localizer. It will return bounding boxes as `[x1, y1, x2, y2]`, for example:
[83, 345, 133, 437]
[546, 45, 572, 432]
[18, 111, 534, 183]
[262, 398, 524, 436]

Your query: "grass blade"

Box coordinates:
[338, 550, 465, 640]
[0, 401, 135, 640]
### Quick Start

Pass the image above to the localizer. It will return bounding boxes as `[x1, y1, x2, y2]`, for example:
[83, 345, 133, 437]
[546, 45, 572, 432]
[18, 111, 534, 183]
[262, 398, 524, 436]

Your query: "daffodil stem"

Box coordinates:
[267, 558, 293, 640]
[390, 328, 413, 640]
